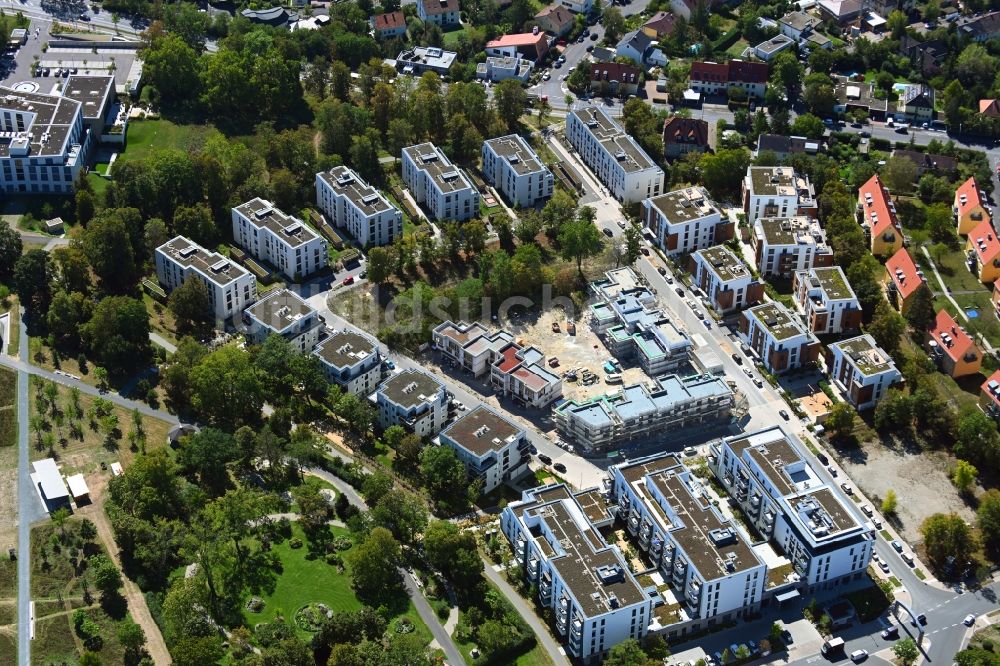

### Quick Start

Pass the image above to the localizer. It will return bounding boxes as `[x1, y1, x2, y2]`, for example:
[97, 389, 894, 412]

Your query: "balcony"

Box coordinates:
[627, 511, 640, 535]
[650, 536, 663, 559]
[528, 557, 539, 581]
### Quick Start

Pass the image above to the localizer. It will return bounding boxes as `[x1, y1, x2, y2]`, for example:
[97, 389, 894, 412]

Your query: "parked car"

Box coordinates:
[553, 462, 567, 473]
[891, 540, 903, 552]
[879, 560, 890, 573]
[342, 276, 355, 285]
[850, 650, 868, 663]
[675, 287, 684, 296]
[965, 614, 977, 626]
[827, 465, 838, 477]
[817, 453, 829, 465]
[384, 359, 396, 370]
[840, 483, 853, 495]
[881, 625, 898, 639]
[779, 409, 790, 420]
[602, 227, 614, 237]
[731, 353, 743, 364]
[657, 266, 666, 275]
[538, 454, 552, 464]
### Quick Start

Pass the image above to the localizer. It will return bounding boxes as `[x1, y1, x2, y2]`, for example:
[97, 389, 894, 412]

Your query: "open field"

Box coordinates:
[243, 523, 432, 645]
[115, 119, 214, 164]
[28, 376, 172, 476]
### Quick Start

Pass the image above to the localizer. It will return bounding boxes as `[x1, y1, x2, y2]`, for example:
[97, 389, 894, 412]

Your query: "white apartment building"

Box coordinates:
[371, 369, 448, 438]
[402, 143, 480, 222]
[0, 86, 89, 194]
[792, 266, 862, 335]
[610, 454, 766, 627]
[710, 427, 875, 591]
[752, 216, 834, 278]
[476, 56, 533, 83]
[554, 375, 734, 453]
[232, 198, 329, 280]
[434, 406, 531, 493]
[827, 335, 901, 410]
[417, 0, 460, 26]
[481, 135, 554, 208]
[243, 289, 321, 352]
[501, 484, 651, 663]
[432, 321, 514, 376]
[315, 166, 402, 248]
[491, 342, 563, 409]
[742, 166, 817, 224]
[738, 302, 821, 374]
[641, 187, 733, 256]
[314, 330, 384, 396]
[559, 0, 595, 13]
[688, 246, 765, 314]
[566, 107, 664, 204]
[155, 236, 257, 323]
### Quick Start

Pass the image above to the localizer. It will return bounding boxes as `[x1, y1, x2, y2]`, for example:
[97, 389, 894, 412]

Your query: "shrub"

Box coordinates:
[289, 537, 303, 549]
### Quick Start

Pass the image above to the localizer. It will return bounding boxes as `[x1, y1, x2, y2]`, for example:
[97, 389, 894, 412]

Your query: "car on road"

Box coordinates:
[879, 560, 891, 574]
[590, 33, 598, 40]
[542, 72, 551, 81]
[586, 45, 594, 52]
[817, 453, 829, 465]
[602, 227, 614, 237]
[965, 614, 977, 626]
[891, 540, 903, 552]
[850, 649, 868, 663]
[912, 613, 927, 626]
[827, 465, 838, 477]
[840, 482, 853, 495]
[641, 247, 649, 255]
[529, 444, 538, 454]
[383, 359, 396, 370]
[881, 625, 898, 639]
[753, 378, 763, 387]
[553, 61, 562, 69]
[342, 276, 355, 285]
[703, 319, 712, 329]
[731, 353, 743, 364]
[553, 462, 567, 473]
[779, 409, 790, 420]
[665, 275, 674, 283]
[656, 266, 666, 274]
[538, 454, 552, 464]
[742, 367, 753, 378]
[617, 219, 626, 229]
[675, 287, 684, 296]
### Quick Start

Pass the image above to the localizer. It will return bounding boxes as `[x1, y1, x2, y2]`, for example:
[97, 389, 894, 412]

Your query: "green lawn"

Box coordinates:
[442, 27, 469, 48]
[244, 524, 432, 645]
[917, 248, 987, 294]
[117, 119, 214, 164]
[933, 291, 1000, 349]
[725, 38, 750, 58]
[844, 585, 891, 622]
[86, 172, 109, 198]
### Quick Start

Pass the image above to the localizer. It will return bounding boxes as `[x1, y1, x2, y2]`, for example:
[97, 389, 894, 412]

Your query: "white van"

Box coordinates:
[901, 552, 915, 566]
[605, 373, 623, 384]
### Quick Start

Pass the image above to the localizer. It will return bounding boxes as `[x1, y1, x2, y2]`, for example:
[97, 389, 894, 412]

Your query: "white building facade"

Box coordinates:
[481, 135, 554, 208]
[371, 369, 449, 438]
[742, 166, 817, 225]
[314, 330, 384, 396]
[232, 198, 329, 280]
[566, 107, 664, 204]
[402, 143, 480, 221]
[827, 335, 901, 410]
[435, 406, 531, 493]
[689, 246, 764, 314]
[738, 302, 821, 374]
[155, 236, 257, 322]
[315, 166, 403, 248]
[641, 186, 731, 256]
[243, 289, 321, 352]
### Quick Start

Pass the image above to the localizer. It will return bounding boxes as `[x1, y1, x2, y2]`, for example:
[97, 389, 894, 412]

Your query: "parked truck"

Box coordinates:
[821, 638, 845, 656]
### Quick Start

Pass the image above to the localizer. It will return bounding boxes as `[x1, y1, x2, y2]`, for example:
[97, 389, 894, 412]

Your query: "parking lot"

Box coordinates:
[505, 306, 646, 403]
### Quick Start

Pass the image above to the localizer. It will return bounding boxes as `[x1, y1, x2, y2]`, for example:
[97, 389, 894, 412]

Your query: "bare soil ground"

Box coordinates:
[0, 447, 17, 551]
[507, 307, 645, 403]
[835, 438, 974, 545]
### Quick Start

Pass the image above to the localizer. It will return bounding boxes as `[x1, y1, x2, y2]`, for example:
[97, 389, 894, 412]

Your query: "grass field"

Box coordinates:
[0, 368, 15, 450]
[28, 376, 172, 474]
[116, 119, 214, 164]
[442, 26, 469, 48]
[0, 556, 15, 666]
[243, 523, 432, 645]
[844, 585, 891, 622]
[934, 292, 1000, 350]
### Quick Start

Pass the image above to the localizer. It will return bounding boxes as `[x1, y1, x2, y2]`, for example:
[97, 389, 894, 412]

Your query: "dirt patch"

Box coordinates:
[505, 307, 645, 403]
[0, 447, 17, 548]
[835, 440, 974, 544]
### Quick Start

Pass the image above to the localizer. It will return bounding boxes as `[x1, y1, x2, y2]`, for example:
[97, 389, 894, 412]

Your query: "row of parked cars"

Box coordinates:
[34, 66, 76, 77]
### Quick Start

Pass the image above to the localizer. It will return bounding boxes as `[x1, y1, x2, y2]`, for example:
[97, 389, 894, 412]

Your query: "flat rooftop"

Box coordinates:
[728, 431, 804, 498]
[647, 187, 719, 225]
[0, 86, 81, 158]
[61, 74, 114, 121]
[403, 142, 475, 194]
[747, 166, 798, 197]
[378, 369, 443, 408]
[441, 405, 522, 457]
[801, 266, 856, 302]
[246, 289, 315, 333]
[787, 486, 859, 538]
[832, 335, 894, 376]
[747, 302, 809, 341]
[158, 236, 251, 287]
[234, 198, 321, 248]
[598, 133, 656, 173]
[319, 166, 396, 216]
[696, 245, 750, 283]
[571, 106, 624, 141]
[648, 468, 761, 578]
[484, 134, 548, 176]
[314, 330, 378, 369]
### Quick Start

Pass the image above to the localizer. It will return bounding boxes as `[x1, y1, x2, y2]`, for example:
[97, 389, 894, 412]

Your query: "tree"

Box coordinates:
[424, 520, 482, 588]
[904, 284, 935, 332]
[142, 34, 201, 104]
[892, 638, 919, 666]
[190, 346, 264, 429]
[921, 512, 978, 566]
[47, 291, 92, 350]
[540, 189, 577, 238]
[882, 156, 918, 197]
[13, 249, 52, 313]
[0, 221, 22, 283]
[81, 297, 151, 375]
[700, 149, 751, 200]
[874, 388, 913, 431]
[171, 636, 225, 666]
[494, 79, 527, 131]
[82, 212, 137, 292]
[867, 300, 906, 357]
[977, 489, 1000, 553]
[602, 7, 626, 43]
[882, 489, 897, 516]
[177, 428, 238, 495]
[371, 489, 427, 547]
[365, 247, 392, 286]
[347, 527, 402, 603]
[90, 554, 123, 601]
[604, 638, 648, 666]
[826, 403, 856, 441]
[117, 618, 146, 659]
[78, 652, 102, 666]
[955, 407, 1000, 468]
[559, 216, 605, 274]
[952, 460, 978, 494]
[420, 445, 469, 510]
[770, 51, 803, 93]
[623, 225, 643, 265]
[168, 278, 210, 331]
[790, 113, 826, 140]
[802, 81, 835, 117]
